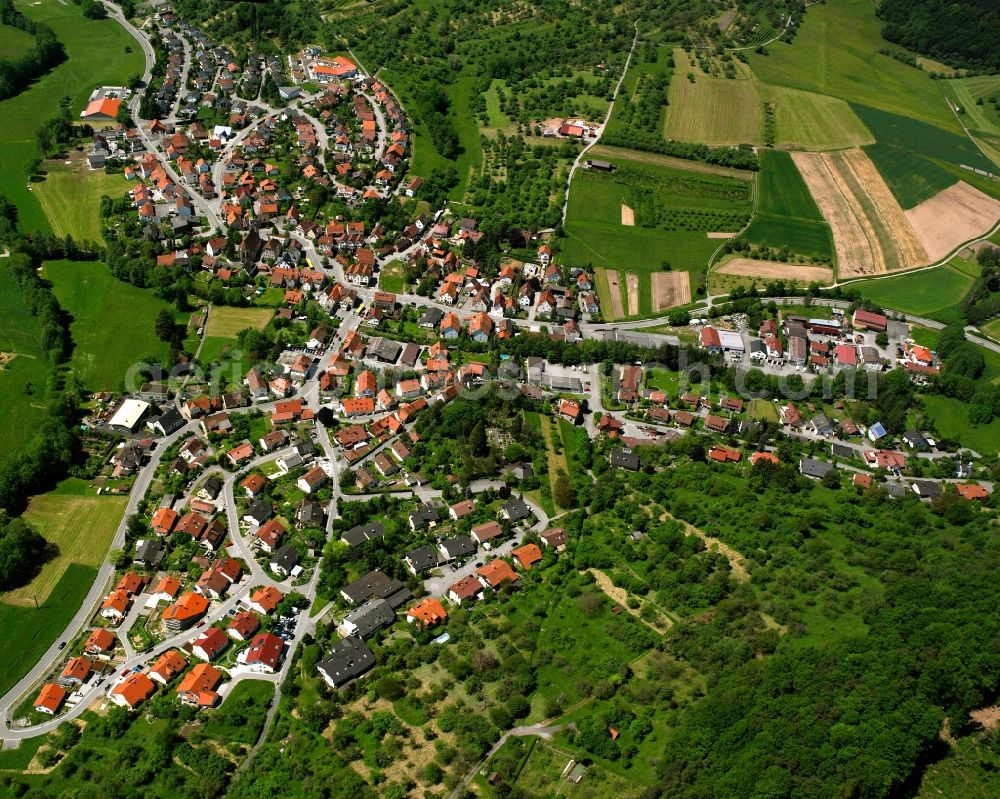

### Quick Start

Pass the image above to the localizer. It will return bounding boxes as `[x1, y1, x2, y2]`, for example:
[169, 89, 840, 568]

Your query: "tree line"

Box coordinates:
[0, 0, 66, 101]
[0, 198, 90, 517]
[877, 0, 1000, 72]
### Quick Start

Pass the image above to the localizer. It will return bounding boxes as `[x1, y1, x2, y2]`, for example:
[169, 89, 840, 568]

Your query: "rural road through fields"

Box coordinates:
[560, 23, 638, 227]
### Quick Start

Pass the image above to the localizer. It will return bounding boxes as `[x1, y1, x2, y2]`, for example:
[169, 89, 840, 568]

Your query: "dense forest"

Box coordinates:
[877, 0, 1000, 72]
[0, 0, 66, 101]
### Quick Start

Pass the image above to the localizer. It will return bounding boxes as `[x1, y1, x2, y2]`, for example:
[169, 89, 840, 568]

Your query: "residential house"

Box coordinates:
[407, 598, 448, 629]
[111, 673, 156, 709]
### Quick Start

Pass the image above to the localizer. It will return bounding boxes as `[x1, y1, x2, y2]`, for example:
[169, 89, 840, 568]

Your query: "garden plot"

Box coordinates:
[651, 272, 692, 311]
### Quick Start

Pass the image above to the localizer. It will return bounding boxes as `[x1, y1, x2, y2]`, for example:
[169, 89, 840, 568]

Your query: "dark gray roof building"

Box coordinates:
[317, 637, 375, 688]
[799, 458, 834, 479]
[133, 539, 163, 568]
[269, 544, 300, 577]
[340, 570, 411, 608]
[341, 522, 385, 547]
[404, 544, 440, 575]
[408, 505, 440, 531]
[339, 598, 395, 638]
[610, 448, 640, 471]
[438, 535, 477, 562]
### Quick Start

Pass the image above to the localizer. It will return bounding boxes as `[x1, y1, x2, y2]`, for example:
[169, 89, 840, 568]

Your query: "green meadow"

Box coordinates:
[0, 264, 50, 452]
[42, 260, 178, 391]
[0, 21, 36, 59]
[0, 563, 97, 698]
[765, 85, 874, 151]
[850, 261, 975, 321]
[851, 103, 994, 174]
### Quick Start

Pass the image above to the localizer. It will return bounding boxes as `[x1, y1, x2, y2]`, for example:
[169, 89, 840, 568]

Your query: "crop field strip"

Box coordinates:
[851, 102, 995, 175]
[741, 150, 834, 260]
[716, 258, 833, 283]
[831, 148, 928, 271]
[791, 149, 929, 277]
[861, 142, 958, 209]
[905, 182, 1000, 262]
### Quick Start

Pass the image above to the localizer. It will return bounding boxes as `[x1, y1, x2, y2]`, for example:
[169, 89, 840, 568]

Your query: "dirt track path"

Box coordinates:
[587, 568, 672, 632]
[662, 512, 749, 581]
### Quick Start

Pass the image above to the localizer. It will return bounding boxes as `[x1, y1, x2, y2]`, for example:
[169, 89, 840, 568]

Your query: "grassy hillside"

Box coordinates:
[0, 263, 50, 453]
[850, 260, 975, 320]
[747, 0, 961, 134]
[765, 85, 874, 151]
[0, 21, 36, 59]
[0, 563, 97, 697]
[851, 103, 994, 173]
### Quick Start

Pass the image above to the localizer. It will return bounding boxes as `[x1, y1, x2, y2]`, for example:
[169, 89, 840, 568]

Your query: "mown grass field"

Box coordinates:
[203, 306, 272, 339]
[747, 0, 962, 134]
[0, 0, 143, 235]
[666, 48, 761, 145]
[0, 563, 97, 697]
[43, 260, 176, 390]
[6, 480, 125, 606]
[765, 85, 874, 150]
[33, 155, 131, 244]
[0, 22, 36, 59]
[861, 142, 958, 209]
[850, 261, 974, 321]
[742, 150, 833, 259]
